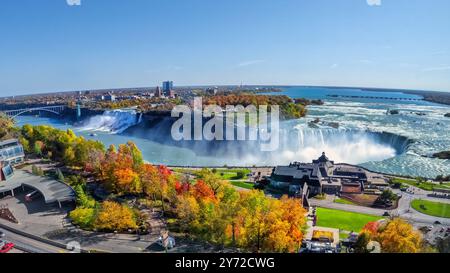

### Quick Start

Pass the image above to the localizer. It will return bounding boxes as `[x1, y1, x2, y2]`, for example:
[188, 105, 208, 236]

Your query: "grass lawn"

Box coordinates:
[392, 177, 450, 191]
[230, 181, 255, 190]
[316, 207, 383, 232]
[334, 198, 356, 205]
[217, 169, 251, 180]
[411, 199, 450, 218]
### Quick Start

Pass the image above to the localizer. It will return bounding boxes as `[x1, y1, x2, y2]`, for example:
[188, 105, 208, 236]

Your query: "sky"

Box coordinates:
[1, 0, 450, 96]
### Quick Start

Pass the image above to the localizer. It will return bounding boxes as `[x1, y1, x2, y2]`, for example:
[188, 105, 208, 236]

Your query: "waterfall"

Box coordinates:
[270, 126, 412, 165]
[78, 109, 143, 134]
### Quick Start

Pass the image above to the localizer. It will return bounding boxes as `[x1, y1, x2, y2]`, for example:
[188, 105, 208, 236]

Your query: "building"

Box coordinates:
[162, 81, 173, 93]
[162, 81, 176, 97]
[206, 87, 218, 95]
[269, 152, 388, 197]
[155, 86, 163, 97]
[104, 92, 116, 102]
[0, 139, 25, 166]
[0, 139, 24, 182]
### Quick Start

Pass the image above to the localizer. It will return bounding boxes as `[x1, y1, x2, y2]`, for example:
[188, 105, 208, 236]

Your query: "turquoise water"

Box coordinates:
[265, 86, 426, 103]
[13, 86, 450, 178]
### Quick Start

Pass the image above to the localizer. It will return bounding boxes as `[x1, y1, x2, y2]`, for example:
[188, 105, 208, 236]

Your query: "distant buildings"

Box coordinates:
[162, 81, 176, 98]
[96, 92, 116, 102]
[104, 92, 116, 102]
[206, 87, 218, 95]
[163, 81, 173, 93]
[155, 86, 163, 98]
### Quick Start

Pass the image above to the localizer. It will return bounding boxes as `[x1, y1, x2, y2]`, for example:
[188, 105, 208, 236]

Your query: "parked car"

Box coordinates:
[0, 240, 15, 253]
[25, 190, 42, 202]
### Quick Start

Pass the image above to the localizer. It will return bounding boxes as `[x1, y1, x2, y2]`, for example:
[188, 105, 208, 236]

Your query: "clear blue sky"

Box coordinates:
[1, 0, 450, 96]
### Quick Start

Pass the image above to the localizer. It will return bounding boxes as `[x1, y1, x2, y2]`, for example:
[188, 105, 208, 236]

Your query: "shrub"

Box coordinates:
[235, 170, 246, 179]
[70, 207, 96, 229]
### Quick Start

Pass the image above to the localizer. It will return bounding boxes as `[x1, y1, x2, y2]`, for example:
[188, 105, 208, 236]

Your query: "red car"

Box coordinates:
[0, 240, 15, 253]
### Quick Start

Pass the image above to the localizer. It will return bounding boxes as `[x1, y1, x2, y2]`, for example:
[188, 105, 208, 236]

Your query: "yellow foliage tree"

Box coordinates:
[376, 218, 423, 253]
[94, 201, 138, 232]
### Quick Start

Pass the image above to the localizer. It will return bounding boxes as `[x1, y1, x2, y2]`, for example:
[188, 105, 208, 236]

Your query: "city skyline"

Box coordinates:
[1, 0, 450, 96]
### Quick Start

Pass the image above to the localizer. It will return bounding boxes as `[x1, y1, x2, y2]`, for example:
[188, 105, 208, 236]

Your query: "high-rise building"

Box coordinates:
[155, 86, 163, 97]
[162, 81, 173, 94]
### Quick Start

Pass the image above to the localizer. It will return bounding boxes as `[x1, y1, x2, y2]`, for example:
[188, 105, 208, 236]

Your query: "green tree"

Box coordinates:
[33, 141, 44, 156]
[56, 169, 65, 183]
[74, 184, 96, 208]
[70, 207, 96, 229]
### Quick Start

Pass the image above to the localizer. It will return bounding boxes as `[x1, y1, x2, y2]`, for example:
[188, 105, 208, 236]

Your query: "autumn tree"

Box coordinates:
[196, 168, 223, 195]
[236, 190, 272, 252]
[175, 195, 200, 233]
[94, 201, 138, 232]
[114, 168, 142, 194]
[376, 218, 423, 253]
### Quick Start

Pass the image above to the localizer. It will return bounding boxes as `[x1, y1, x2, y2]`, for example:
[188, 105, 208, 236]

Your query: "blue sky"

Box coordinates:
[1, 0, 450, 96]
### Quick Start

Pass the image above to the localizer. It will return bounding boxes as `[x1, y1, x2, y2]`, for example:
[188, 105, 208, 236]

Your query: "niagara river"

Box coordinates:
[14, 86, 450, 178]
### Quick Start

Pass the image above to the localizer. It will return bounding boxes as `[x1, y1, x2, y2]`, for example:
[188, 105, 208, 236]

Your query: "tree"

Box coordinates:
[380, 189, 396, 202]
[0, 113, 15, 141]
[31, 165, 38, 175]
[74, 184, 96, 208]
[94, 201, 138, 232]
[66, 175, 86, 187]
[193, 180, 216, 202]
[175, 195, 200, 232]
[56, 169, 65, 183]
[362, 221, 379, 235]
[33, 141, 44, 156]
[275, 196, 307, 252]
[19, 136, 31, 153]
[69, 207, 96, 229]
[376, 219, 423, 253]
[114, 168, 142, 194]
[196, 168, 223, 195]
[128, 141, 144, 171]
[219, 185, 242, 246]
[236, 170, 246, 179]
[354, 231, 372, 253]
[237, 190, 272, 252]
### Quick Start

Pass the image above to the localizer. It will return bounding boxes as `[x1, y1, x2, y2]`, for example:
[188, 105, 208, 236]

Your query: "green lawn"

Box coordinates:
[316, 207, 383, 232]
[392, 177, 450, 191]
[230, 181, 255, 190]
[217, 169, 251, 180]
[334, 198, 356, 205]
[411, 199, 450, 218]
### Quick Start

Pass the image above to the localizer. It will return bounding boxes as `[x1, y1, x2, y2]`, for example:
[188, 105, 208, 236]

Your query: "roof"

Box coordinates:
[0, 170, 75, 203]
[0, 139, 20, 148]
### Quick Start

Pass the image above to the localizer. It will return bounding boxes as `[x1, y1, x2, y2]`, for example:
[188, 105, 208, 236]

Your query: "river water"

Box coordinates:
[14, 86, 450, 178]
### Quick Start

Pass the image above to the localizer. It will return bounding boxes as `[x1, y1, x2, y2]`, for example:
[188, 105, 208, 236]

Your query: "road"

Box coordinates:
[1, 228, 68, 253]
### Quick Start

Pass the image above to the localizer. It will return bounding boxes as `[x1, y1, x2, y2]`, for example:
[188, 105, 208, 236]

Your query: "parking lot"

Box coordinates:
[0, 187, 73, 236]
